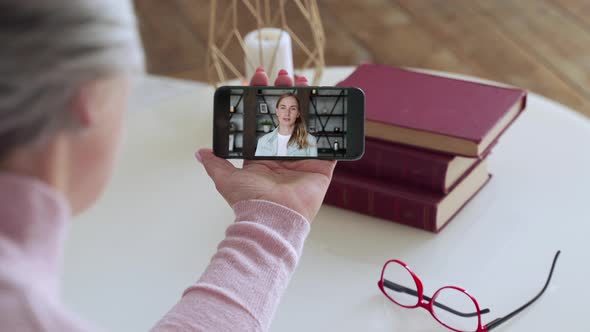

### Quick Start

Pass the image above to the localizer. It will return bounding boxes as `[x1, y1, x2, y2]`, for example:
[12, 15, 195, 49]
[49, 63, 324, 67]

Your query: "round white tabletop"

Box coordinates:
[63, 67, 590, 332]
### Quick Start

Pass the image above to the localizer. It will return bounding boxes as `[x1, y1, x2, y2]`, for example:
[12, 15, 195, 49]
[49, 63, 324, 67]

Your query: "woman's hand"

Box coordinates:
[197, 68, 336, 222]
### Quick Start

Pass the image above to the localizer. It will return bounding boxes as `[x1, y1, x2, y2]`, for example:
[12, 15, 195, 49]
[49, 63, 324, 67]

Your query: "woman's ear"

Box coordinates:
[68, 78, 124, 129]
[68, 82, 95, 128]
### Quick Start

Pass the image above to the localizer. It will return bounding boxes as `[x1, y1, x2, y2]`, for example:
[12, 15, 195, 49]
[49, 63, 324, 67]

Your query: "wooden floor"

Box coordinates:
[134, 0, 590, 117]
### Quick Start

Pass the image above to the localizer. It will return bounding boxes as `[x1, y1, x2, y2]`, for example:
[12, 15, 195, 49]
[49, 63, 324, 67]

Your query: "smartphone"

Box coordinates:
[213, 86, 365, 160]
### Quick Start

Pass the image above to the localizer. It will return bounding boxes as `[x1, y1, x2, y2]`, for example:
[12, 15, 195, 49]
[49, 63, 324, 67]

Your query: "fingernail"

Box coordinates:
[195, 151, 203, 163]
[250, 70, 269, 86]
[256, 67, 265, 73]
[295, 76, 309, 86]
[274, 69, 293, 86]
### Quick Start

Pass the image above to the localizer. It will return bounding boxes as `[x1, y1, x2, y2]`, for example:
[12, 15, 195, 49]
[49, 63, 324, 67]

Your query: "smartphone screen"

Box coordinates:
[213, 86, 365, 160]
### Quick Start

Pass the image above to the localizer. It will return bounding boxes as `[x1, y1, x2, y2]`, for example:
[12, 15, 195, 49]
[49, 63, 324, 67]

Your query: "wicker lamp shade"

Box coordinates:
[207, 0, 325, 86]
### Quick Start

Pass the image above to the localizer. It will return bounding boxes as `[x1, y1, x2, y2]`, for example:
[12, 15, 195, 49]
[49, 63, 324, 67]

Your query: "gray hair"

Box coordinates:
[0, 0, 145, 160]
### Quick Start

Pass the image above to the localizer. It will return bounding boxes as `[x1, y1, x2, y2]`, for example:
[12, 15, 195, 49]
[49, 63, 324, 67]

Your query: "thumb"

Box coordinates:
[196, 148, 236, 182]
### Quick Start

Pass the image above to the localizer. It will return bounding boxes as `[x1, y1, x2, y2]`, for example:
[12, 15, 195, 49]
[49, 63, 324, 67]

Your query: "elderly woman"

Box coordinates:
[0, 1, 335, 331]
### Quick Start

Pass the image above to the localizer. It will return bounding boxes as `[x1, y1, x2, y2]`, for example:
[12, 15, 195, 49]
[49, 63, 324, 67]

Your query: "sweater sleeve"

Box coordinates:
[150, 199, 311, 332]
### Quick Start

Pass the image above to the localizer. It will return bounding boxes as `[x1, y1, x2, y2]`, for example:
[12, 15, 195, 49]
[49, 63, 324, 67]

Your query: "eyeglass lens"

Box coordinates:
[383, 261, 480, 332]
[432, 287, 479, 332]
[382, 261, 419, 307]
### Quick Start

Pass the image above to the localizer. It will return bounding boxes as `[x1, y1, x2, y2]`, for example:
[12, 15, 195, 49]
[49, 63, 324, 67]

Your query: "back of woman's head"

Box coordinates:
[0, 0, 144, 160]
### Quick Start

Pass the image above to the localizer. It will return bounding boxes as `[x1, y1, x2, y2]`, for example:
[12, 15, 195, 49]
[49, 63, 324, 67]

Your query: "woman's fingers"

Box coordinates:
[274, 69, 294, 86]
[249, 67, 307, 87]
[249, 67, 269, 86]
[295, 75, 309, 87]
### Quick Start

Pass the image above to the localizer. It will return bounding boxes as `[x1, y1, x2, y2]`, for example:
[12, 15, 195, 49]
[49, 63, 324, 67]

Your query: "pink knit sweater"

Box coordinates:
[0, 173, 310, 331]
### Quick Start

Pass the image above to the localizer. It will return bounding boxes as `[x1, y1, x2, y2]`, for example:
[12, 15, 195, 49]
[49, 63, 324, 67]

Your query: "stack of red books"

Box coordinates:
[325, 64, 527, 232]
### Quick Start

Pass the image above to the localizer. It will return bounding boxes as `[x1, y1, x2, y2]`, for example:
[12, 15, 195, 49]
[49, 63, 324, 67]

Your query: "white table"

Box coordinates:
[63, 67, 590, 332]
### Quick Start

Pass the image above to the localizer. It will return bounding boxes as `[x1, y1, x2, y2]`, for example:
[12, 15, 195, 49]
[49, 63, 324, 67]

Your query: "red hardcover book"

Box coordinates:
[337, 137, 488, 194]
[324, 160, 491, 233]
[336, 64, 527, 157]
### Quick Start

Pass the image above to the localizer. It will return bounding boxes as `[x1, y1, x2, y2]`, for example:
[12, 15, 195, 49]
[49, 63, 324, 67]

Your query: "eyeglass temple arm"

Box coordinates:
[382, 279, 490, 318]
[486, 250, 561, 331]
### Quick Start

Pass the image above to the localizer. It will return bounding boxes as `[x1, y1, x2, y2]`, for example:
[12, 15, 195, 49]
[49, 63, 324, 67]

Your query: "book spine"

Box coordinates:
[336, 140, 449, 193]
[324, 173, 438, 232]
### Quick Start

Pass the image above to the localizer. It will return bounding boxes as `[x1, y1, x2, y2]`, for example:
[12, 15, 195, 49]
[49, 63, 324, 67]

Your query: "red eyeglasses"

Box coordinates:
[377, 251, 560, 332]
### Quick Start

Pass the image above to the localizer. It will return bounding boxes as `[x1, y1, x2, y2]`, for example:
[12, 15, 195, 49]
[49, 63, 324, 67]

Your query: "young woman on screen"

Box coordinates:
[255, 93, 318, 157]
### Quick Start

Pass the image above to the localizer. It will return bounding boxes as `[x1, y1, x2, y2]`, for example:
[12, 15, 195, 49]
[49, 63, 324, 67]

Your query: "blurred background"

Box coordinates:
[134, 0, 590, 117]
